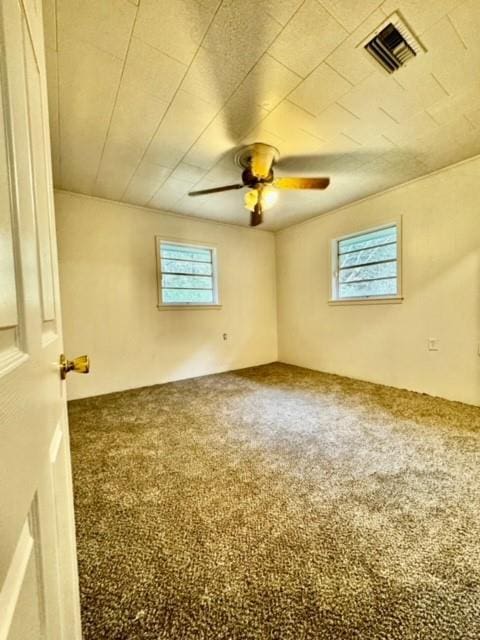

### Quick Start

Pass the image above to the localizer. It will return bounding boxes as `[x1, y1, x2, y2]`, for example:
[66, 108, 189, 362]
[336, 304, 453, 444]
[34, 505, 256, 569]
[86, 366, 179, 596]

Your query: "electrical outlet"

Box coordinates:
[222, 333, 228, 341]
[428, 338, 439, 351]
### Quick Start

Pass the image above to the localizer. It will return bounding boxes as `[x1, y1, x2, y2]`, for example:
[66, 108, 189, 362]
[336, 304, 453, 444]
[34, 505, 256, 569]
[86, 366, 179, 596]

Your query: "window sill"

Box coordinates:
[157, 304, 222, 311]
[328, 296, 403, 306]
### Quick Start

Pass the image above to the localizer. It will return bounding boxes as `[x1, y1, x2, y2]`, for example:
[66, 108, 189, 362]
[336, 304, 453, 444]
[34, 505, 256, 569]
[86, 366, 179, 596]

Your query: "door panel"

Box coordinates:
[0, 517, 43, 640]
[0, 41, 24, 374]
[22, 14, 57, 330]
[0, 94, 18, 329]
[0, 0, 82, 638]
[8, 551, 43, 640]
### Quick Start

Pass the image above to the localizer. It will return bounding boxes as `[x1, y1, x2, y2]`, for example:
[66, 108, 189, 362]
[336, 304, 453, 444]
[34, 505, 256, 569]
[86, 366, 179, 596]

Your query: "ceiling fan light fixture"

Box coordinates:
[244, 185, 278, 212]
[244, 188, 259, 211]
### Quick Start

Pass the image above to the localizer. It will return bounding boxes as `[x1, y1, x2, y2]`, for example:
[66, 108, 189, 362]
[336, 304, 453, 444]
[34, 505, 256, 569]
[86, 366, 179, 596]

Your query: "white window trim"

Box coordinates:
[329, 218, 403, 305]
[156, 236, 222, 310]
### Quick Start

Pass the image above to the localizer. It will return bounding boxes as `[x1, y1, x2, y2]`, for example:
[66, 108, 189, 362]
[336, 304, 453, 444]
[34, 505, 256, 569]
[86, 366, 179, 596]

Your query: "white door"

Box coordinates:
[0, 0, 83, 638]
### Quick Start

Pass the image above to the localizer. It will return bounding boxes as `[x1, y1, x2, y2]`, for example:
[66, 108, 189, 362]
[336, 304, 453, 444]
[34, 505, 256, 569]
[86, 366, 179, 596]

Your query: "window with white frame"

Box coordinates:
[331, 222, 401, 302]
[157, 239, 219, 306]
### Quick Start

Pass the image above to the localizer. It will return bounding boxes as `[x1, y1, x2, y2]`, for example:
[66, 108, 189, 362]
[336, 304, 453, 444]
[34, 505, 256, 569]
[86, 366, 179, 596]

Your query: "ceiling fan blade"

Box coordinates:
[188, 183, 244, 197]
[277, 154, 351, 170]
[250, 203, 263, 227]
[277, 149, 418, 172]
[273, 177, 330, 190]
[251, 143, 277, 179]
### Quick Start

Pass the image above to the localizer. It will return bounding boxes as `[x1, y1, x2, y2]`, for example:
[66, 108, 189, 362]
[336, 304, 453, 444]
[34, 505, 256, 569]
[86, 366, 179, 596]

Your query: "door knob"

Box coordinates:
[60, 354, 90, 380]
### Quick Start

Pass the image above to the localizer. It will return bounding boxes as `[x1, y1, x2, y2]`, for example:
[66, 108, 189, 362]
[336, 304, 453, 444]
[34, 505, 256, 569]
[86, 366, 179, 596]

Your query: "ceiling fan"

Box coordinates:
[188, 142, 330, 227]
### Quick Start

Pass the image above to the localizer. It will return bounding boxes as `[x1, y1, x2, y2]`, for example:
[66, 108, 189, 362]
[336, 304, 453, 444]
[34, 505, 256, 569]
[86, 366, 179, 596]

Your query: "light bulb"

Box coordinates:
[261, 185, 278, 210]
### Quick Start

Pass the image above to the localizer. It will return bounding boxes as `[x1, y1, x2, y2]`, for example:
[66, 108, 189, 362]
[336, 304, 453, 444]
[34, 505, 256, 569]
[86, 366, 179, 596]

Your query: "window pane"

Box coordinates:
[339, 277, 397, 298]
[339, 242, 396, 268]
[339, 260, 397, 283]
[338, 226, 396, 254]
[163, 288, 214, 304]
[162, 274, 212, 289]
[161, 258, 212, 275]
[158, 240, 217, 305]
[160, 244, 212, 262]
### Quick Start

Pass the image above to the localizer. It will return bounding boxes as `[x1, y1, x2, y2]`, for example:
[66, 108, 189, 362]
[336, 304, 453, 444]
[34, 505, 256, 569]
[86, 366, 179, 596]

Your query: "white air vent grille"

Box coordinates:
[361, 12, 425, 74]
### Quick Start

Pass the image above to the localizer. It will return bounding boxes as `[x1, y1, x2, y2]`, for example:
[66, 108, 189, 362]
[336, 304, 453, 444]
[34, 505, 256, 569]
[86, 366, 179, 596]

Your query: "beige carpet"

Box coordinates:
[68, 363, 480, 639]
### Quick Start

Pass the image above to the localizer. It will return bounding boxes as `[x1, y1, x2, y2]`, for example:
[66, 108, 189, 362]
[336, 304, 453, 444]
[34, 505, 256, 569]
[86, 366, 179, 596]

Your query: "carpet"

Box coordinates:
[68, 362, 480, 639]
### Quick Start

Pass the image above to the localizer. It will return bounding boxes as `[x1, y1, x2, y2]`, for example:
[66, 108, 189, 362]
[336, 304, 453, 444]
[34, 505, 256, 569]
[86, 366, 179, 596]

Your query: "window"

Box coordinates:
[157, 239, 219, 307]
[331, 222, 401, 302]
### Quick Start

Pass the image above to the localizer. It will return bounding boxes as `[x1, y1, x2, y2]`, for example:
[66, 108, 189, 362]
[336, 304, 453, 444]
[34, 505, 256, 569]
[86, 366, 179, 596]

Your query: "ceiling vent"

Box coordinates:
[361, 12, 425, 74]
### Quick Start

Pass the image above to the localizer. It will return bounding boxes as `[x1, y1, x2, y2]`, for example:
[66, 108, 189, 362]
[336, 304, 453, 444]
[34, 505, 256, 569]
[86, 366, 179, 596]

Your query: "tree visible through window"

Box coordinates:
[331, 224, 401, 301]
[158, 240, 218, 306]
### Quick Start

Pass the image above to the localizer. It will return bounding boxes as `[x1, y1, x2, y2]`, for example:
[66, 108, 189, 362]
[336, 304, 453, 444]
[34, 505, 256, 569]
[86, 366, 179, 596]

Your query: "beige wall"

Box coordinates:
[276, 156, 480, 406]
[56, 191, 278, 400]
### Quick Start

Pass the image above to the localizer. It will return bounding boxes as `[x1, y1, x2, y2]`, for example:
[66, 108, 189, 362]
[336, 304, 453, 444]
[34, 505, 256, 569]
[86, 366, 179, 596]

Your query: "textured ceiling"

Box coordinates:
[43, 0, 480, 230]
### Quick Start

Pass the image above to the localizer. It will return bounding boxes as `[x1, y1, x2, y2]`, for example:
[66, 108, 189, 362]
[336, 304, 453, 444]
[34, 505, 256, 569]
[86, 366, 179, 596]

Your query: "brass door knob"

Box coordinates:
[60, 354, 90, 380]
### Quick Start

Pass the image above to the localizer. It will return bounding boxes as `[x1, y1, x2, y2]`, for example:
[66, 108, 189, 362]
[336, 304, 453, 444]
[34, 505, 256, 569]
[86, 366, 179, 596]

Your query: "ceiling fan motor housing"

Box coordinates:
[241, 167, 274, 188]
[235, 143, 280, 180]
